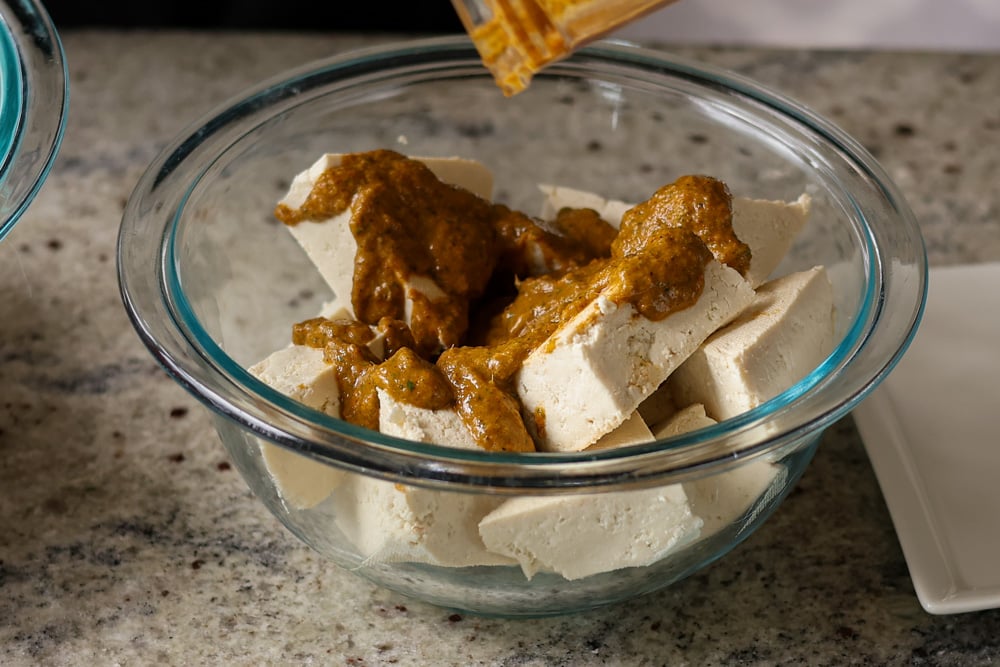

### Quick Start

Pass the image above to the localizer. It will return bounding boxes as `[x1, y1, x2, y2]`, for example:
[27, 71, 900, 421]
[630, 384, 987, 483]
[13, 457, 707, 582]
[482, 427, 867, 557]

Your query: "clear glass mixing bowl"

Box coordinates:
[118, 36, 926, 616]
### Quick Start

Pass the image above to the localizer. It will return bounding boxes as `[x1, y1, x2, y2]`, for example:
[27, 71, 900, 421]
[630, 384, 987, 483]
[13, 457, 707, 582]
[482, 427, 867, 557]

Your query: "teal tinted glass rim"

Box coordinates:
[122, 36, 926, 489]
[162, 39, 908, 470]
[0, 0, 68, 242]
[0, 17, 22, 177]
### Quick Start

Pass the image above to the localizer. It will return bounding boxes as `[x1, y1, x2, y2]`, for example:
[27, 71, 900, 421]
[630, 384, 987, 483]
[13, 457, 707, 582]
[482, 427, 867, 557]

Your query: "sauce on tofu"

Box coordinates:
[276, 151, 749, 452]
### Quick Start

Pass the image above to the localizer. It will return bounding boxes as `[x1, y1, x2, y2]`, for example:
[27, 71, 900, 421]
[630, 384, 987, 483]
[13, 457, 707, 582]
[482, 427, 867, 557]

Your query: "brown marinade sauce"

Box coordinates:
[277, 151, 749, 452]
[276, 151, 498, 357]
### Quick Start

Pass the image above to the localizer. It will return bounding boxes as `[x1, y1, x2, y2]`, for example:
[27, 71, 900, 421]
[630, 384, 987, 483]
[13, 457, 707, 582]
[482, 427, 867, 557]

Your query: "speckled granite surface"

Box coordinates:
[1, 31, 999, 665]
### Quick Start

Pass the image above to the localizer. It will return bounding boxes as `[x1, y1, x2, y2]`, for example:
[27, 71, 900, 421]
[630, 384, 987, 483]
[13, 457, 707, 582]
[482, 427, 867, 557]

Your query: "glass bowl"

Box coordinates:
[117, 36, 926, 617]
[0, 0, 67, 241]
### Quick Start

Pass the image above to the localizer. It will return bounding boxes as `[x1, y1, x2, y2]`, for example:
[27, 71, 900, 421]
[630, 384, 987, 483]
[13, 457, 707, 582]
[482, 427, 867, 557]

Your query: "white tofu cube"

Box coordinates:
[668, 266, 835, 421]
[248, 344, 345, 510]
[279, 154, 494, 323]
[518, 260, 755, 452]
[653, 404, 787, 538]
[538, 184, 810, 288]
[478, 485, 702, 580]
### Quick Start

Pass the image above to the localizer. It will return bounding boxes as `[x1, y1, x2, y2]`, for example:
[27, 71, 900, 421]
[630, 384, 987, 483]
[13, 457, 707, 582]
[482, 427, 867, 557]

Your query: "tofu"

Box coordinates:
[651, 402, 715, 439]
[530, 184, 810, 451]
[375, 392, 683, 574]
[478, 484, 702, 580]
[330, 474, 514, 568]
[246, 366, 510, 566]
[668, 266, 835, 421]
[281, 154, 494, 210]
[379, 387, 654, 452]
[256, 166, 817, 577]
[477, 415, 701, 580]
[732, 194, 810, 288]
[279, 154, 494, 321]
[246, 301, 358, 510]
[652, 404, 787, 538]
[329, 388, 512, 567]
[539, 183, 633, 229]
[538, 184, 810, 287]
[248, 343, 345, 510]
[687, 462, 788, 538]
[378, 388, 477, 449]
[518, 260, 755, 452]
[586, 410, 658, 451]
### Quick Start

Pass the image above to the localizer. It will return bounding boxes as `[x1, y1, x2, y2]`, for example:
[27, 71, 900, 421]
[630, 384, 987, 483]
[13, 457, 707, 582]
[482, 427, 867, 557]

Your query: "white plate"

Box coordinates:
[853, 262, 1000, 614]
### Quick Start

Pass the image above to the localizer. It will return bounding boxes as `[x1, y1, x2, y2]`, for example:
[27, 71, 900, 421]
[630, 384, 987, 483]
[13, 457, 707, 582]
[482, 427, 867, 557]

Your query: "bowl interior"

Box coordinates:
[171, 49, 866, 433]
[119, 38, 925, 485]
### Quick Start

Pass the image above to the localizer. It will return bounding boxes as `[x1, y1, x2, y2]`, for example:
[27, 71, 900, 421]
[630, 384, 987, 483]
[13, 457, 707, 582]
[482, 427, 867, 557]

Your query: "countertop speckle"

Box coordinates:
[2, 31, 999, 666]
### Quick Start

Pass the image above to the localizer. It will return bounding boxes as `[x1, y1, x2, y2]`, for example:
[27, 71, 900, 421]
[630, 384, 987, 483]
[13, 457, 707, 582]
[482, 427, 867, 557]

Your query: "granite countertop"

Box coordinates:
[2, 31, 999, 665]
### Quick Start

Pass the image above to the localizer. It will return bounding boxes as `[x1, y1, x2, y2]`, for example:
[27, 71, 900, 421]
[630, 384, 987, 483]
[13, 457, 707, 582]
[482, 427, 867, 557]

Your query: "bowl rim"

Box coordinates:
[0, 0, 68, 242]
[117, 35, 927, 491]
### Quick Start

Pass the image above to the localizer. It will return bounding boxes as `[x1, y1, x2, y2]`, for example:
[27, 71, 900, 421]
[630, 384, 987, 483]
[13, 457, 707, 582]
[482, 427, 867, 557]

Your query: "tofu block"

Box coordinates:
[517, 260, 755, 452]
[380, 388, 654, 452]
[732, 194, 810, 288]
[586, 410, 658, 451]
[653, 404, 787, 538]
[375, 391, 676, 572]
[477, 413, 702, 580]
[246, 301, 357, 510]
[478, 484, 702, 580]
[279, 154, 494, 317]
[538, 184, 809, 287]
[378, 388, 477, 449]
[668, 266, 835, 421]
[328, 388, 512, 567]
[282, 154, 494, 210]
[330, 474, 514, 568]
[539, 183, 633, 228]
[248, 344, 345, 510]
[246, 365, 510, 566]
[652, 402, 715, 439]
[687, 462, 788, 538]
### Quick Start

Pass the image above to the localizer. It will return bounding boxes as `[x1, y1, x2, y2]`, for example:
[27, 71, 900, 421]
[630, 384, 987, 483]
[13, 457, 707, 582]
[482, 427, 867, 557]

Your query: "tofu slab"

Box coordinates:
[254, 164, 817, 576]
[668, 266, 835, 421]
[330, 474, 514, 568]
[378, 388, 478, 449]
[248, 344, 345, 510]
[279, 154, 494, 320]
[732, 194, 811, 288]
[248, 363, 511, 566]
[653, 404, 787, 538]
[478, 485, 702, 580]
[380, 390, 654, 452]
[377, 391, 698, 575]
[538, 184, 810, 288]
[477, 415, 701, 580]
[518, 260, 755, 452]
[328, 388, 512, 567]
[247, 301, 356, 510]
[537, 183, 811, 449]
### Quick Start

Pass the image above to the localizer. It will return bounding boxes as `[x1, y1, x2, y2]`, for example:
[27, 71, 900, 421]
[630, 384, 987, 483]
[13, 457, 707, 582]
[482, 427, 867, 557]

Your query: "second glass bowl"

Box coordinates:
[0, 0, 67, 241]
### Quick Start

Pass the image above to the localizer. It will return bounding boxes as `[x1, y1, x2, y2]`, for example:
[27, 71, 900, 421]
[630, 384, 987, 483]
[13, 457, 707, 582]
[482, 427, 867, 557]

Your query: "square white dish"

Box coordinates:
[853, 261, 1000, 614]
